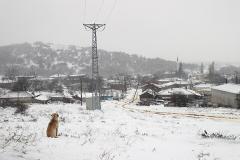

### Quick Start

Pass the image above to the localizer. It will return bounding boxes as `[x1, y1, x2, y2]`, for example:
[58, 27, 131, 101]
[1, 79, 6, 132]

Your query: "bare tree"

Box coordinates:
[4, 65, 20, 80]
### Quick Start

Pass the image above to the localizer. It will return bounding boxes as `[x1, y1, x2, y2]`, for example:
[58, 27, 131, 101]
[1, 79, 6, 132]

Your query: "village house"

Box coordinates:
[29, 77, 54, 91]
[65, 74, 88, 83]
[33, 94, 50, 104]
[50, 74, 68, 81]
[142, 83, 161, 93]
[193, 83, 215, 96]
[158, 81, 189, 90]
[107, 80, 126, 91]
[139, 89, 156, 102]
[16, 75, 36, 81]
[0, 77, 16, 90]
[0, 91, 34, 104]
[157, 88, 201, 101]
[211, 83, 240, 108]
[142, 80, 190, 93]
[101, 89, 123, 100]
[64, 74, 90, 91]
[0, 81, 15, 90]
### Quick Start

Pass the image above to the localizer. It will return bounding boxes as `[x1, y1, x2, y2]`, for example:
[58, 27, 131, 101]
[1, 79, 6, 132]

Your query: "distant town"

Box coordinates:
[0, 60, 239, 109]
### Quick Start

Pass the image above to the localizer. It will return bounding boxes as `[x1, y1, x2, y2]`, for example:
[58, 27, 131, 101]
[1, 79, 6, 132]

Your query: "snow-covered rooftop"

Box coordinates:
[194, 83, 215, 89]
[142, 89, 156, 95]
[30, 77, 54, 81]
[34, 94, 50, 101]
[158, 88, 201, 96]
[158, 81, 189, 88]
[50, 74, 67, 78]
[34, 91, 71, 100]
[0, 79, 16, 83]
[0, 92, 33, 99]
[212, 83, 240, 94]
[68, 74, 87, 77]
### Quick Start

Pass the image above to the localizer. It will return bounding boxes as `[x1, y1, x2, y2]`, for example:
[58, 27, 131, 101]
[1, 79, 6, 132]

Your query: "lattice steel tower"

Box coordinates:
[83, 23, 105, 109]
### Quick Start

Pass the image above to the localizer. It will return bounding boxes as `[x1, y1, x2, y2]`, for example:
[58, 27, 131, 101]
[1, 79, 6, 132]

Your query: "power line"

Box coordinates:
[104, 0, 117, 23]
[95, 0, 105, 22]
[83, 0, 87, 23]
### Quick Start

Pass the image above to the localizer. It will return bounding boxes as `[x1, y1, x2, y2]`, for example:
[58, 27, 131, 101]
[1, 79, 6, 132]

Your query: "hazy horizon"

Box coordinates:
[0, 0, 240, 63]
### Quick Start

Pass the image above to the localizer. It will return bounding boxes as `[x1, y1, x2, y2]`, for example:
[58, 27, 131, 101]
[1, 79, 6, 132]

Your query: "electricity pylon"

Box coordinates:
[83, 23, 105, 109]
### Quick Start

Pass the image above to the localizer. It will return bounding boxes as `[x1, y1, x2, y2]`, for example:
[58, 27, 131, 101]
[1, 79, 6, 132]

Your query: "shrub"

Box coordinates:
[14, 102, 28, 115]
[201, 130, 238, 140]
[0, 100, 28, 114]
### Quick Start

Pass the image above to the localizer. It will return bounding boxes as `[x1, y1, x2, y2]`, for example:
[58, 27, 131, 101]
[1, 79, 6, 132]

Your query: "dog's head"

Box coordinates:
[51, 113, 59, 120]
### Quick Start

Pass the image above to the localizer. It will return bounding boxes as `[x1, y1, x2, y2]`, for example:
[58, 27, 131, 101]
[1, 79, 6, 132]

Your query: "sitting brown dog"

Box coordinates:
[46, 113, 59, 138]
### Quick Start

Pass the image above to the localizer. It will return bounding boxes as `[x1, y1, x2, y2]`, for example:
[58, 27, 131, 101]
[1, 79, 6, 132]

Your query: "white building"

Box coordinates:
[211, 83, 240, 108]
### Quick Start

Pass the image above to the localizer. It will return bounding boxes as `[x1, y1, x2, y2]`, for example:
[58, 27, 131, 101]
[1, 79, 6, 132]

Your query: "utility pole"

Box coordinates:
[83, 23, 105, 109]
[80, 78, 83, 106]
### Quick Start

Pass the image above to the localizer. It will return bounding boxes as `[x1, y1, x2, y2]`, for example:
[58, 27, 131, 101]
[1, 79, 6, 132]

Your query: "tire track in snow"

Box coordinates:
[114, 99, 240, 122]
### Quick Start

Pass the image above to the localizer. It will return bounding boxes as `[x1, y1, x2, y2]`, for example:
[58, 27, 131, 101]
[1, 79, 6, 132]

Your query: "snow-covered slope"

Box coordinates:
[0, 100, 240, 160]
[0, 42, 196, 76]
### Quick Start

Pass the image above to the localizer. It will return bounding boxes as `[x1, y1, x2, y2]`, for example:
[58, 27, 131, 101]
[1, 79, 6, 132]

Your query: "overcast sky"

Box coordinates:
[0, 0, 240, 63]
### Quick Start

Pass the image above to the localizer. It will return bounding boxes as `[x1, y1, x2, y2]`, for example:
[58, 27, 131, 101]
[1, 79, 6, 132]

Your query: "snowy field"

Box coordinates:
[1, 100, 240, 160]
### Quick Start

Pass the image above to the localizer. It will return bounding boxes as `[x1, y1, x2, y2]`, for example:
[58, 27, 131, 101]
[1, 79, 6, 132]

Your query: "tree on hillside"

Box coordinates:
[47, 79, 63, 93]
[176, 62, 186, 78]
[200, 63, 204, 74]
[4, 65, 20, 80]
[12, 79, 30, 91]
[208, 62, 215, 77]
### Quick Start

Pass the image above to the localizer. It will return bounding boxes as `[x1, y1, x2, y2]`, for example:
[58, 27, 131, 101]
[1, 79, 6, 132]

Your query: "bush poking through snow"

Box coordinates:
[14, 102, 29, 115]
[1, 129, 37, 153]
[99, 150, 115, 160]
[0, 101, 28, 114]
[201, 130, 238, 140]
[197, 152, 210, 160]
[1, 101, 29, 114]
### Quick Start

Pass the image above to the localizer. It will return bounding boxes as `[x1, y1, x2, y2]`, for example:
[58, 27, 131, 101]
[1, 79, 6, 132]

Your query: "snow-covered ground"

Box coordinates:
[1, 99, 240, 160]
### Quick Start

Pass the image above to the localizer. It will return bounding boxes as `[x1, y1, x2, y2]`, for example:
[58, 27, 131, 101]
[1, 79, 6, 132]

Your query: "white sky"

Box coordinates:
[0, 0, 240, 63]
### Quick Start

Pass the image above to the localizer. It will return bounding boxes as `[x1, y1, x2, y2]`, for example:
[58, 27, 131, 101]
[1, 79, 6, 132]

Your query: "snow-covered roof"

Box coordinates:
[158, 88, 201, 96]
[68, 74, 87, 77]
[212, 83, 240, 94]
[142, 81, 190, 90]
[107, 80, 121, 84]
[142, 89, 156, 95]
[0, 91, 34, 99]
[30, 77, 54, 81]
[0, 79, 16, 83]
[158, 81, 189, 88]
[50, 92, 65, 98]
[35, 94, 50, 101]
[34, 91, 71, 100]
[50, 74, 67, 78]
[194, 83, 215, 89]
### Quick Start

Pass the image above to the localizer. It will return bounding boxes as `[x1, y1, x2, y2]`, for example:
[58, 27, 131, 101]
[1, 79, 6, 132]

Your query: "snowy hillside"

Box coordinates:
[1, 93, 240, 160]
[0, 42, 197, 76]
